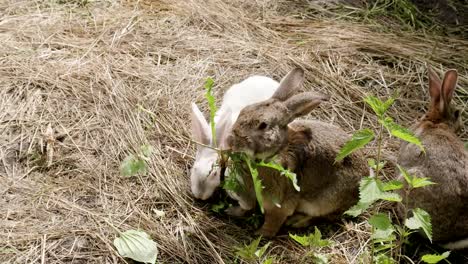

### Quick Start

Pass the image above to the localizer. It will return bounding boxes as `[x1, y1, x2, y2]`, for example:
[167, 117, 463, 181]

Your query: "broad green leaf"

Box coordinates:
[359, 177, 384, 204]
[244, 156, 264, 214]
[335, 129, 374, 162]
[204, 77, 217, 146]
[382, 180, 404, 191]
[369, 213, 392, 230]
[411, 177, 436, 188]
[344, 201, 370, 217]
[257, 160, 300, 191]
[289, 227, 331, 248]
[372, 227, 396, 241]
[379, 192, 402, 202]
[262, 257, 275, 264]
[210, 202, 226, 213]
[405, 208, 433, 242]
[364, 95, 386, 117]
[312, 253, 329, 264]
[382, 118, 424, 152]
[114, 230, 158, 264]
[421, 251, 450, 264]
[120, 154, 147, 177]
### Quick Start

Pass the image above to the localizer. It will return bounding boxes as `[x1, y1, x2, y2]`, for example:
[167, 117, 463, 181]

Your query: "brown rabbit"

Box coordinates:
[397, 67, 468, 249]
[226, 68, 368, 237]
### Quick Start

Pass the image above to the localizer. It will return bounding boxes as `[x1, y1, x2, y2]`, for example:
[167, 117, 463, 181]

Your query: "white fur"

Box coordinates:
[191, 76, 279, 200]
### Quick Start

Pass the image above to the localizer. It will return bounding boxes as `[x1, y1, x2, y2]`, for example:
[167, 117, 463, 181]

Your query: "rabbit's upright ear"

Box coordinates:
[191, 103, 211, 145]
[428, 67, 444, 113]
[272, 68, 304, 101]
[284, 92, 330, 123]
[441, 69, 458, 106]
[215, 108, 233, 150]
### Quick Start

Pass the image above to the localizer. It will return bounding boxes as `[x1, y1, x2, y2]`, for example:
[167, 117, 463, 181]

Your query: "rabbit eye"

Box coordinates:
[258, 122, 268, 130]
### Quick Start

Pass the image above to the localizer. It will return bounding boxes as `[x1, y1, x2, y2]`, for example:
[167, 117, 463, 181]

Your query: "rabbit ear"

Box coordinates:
[191, 103, 211, 145]
[272, 68, 304, 101]
[441, 69, 458, 105]
[284, 92, 330, 122]
[215, 108, 233, 150]
[428, 67, 444, 114]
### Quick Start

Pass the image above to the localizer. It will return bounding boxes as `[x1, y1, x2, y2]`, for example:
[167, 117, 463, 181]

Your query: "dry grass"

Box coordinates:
[0, 0, 467, 263]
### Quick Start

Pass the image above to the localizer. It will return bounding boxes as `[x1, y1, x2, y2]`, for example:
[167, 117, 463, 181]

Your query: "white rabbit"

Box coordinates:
[190, 75, 279, 200]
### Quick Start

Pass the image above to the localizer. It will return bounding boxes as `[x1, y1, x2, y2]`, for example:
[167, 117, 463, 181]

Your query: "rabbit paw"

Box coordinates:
[255, 227, 276, 238]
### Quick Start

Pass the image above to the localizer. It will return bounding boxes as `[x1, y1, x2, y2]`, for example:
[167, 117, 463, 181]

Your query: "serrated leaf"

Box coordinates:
[120, 154, 147, 177]
[262, 257, 275, 264]
[336, 129, 374, 162]
[244, 156, 264, 214]
[289, 233, 310, 247]
[405, 208, 433, 242]
[372, 227, 396, 241]
[382, 97, 395, 113]
[397, 165, 413, 186]
[114, 230, 158, 264]
[382, 119, 424, 152]
[382, 180, 404, 191]
[369, 213, 392, 230]
[289, 227, 331, 248]
[204, 77, 217, 146]
[235, 236, 263, 261]
[421, 251, 450, 263]
[364, 95, 386, 117]
[359, 177, 384, 204]
[379, 192, 402, 202]
[257, 160, 300, 191]
[344, 201, 370, 217]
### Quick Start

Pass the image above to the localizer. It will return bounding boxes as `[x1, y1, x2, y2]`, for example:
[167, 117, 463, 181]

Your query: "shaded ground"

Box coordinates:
[1, 0, 467, 263]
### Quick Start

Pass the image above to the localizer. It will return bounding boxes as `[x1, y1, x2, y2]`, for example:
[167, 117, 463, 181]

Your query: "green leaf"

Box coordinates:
[120, 154, 147, 177]
[235, 237, 263, 261]
[140, 144, 153, 158]
[335, 129, 374, 162]
[204, 77, 217, 146]
[114, 230, 158, 264]
[397, 165, 435, 189]
[289, 227, 332, 248]
[210, 202, 226, 213]
[369, 213, 392, 230]
[405, 208, 433, 242]
[257, 160, 300, 191]
[382, 97, 396, 113]
[243, 156, 264, 214]
[262, 257, 275, 264]
[312, 253, 329, 264]
[379, 192, 402, 202]
[381, 118, 424, 152]
[255, 242, 271, 258]
[382, 180, 404, 191]
[359, 177, 384, 204]
[364, 95, 386, 117]
[421, 251, 450, 264]
[344, 201, 371, 217]
[372, 227, 396, 241]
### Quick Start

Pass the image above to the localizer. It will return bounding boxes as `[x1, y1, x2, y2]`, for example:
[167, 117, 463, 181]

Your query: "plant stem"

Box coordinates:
[375, 123, 384, 177]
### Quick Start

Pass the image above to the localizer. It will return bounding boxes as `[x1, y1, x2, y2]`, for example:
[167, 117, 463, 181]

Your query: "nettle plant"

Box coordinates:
[336, 95, 450, 263]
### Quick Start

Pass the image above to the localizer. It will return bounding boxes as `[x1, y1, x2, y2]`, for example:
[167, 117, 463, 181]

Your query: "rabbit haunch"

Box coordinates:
[397, 67, 468, 249]
[226, 68, 367, 237]
[190, 75, 279, 200]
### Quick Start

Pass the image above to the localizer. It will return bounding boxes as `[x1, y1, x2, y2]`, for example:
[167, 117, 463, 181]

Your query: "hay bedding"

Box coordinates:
[0, 0, 466, 263]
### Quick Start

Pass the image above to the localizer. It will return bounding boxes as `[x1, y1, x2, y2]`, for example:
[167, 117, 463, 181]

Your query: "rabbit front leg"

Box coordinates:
[256, 198, 298, 237]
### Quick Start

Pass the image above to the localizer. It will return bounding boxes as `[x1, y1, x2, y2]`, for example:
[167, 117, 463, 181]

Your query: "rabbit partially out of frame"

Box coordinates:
[226, 68, 368, 237]
[397, 67, 468, 249]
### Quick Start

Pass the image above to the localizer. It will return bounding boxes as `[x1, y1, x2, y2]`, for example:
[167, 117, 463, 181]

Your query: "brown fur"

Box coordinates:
[397, 67, 468, 243]
[226, 68, 367, 237]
